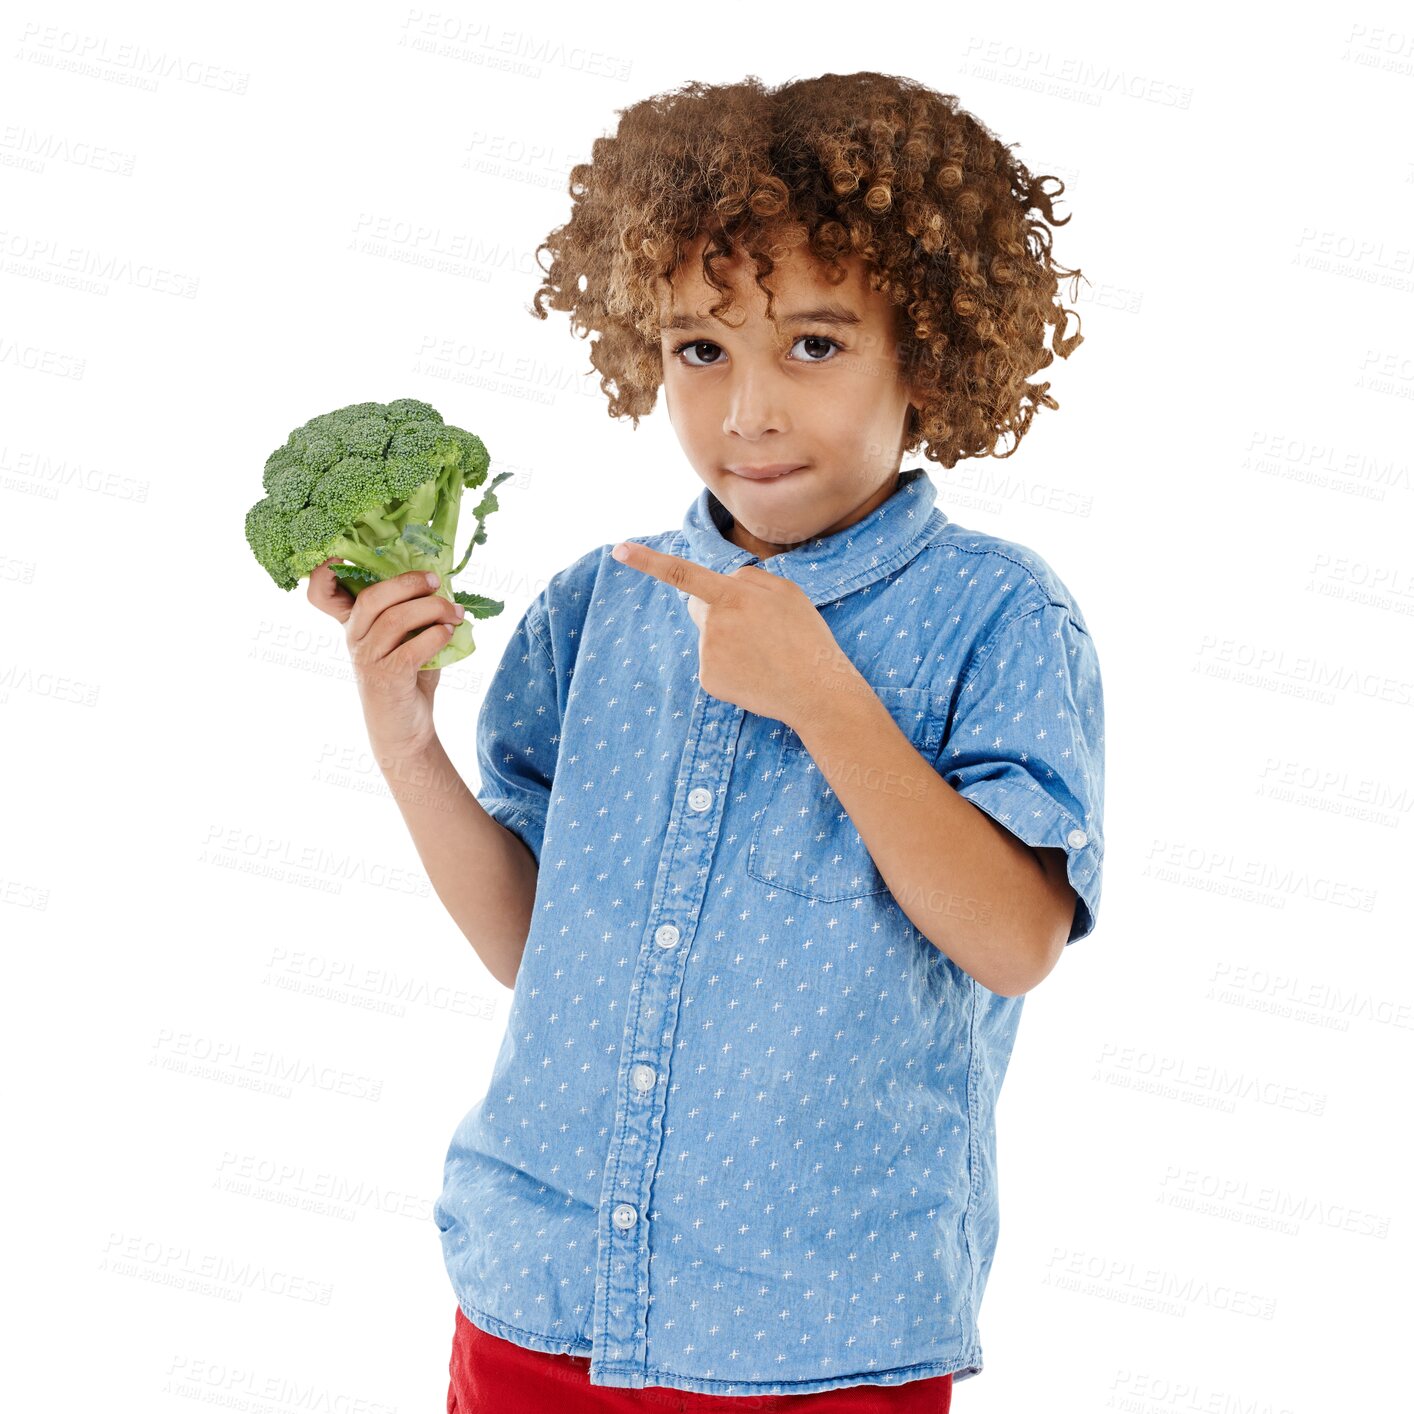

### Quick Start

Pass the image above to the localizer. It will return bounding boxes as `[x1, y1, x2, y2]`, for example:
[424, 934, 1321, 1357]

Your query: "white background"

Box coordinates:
[3, 1, 1410, 1408]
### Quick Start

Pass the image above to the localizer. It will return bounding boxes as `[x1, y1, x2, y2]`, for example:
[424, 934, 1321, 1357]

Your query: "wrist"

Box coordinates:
[785, 644, 866, 737]
[370, 731, 443, 776]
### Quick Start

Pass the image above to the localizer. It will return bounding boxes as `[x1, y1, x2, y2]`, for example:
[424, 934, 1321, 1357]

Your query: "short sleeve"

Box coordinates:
[938, 601, 1106, 944]
[474, 600, 560, 868]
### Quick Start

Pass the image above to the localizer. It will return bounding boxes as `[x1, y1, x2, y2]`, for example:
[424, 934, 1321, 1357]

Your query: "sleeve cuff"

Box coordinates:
[955, 779, 1102, 945]
[477, 794, 548, 870]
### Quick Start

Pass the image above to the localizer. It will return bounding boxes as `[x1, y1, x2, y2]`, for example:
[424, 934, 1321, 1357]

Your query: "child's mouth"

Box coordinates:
[727, 464, 807, 481]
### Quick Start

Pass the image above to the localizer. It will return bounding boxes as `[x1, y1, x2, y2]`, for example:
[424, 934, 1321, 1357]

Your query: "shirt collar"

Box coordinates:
[675, 466, 944, 607]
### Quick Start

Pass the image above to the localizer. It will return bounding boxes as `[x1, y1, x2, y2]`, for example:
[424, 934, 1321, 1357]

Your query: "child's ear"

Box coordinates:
[896, 360, 921, 407]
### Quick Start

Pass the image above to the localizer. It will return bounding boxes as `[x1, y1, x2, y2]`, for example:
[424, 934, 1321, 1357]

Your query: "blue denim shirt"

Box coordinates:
[434, 467, 1105, 1396]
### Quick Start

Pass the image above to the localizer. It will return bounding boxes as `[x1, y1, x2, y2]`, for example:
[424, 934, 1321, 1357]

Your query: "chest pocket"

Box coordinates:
[747, 685, 946, 904]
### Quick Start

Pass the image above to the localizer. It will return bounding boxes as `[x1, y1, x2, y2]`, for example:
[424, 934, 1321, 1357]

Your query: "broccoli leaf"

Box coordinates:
[329, 563, 381, 592]
[451, 591, 505, 618]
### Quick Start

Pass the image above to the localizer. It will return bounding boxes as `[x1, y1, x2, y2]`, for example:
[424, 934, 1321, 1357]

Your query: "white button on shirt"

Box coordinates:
[433, 468, 1106, 1398]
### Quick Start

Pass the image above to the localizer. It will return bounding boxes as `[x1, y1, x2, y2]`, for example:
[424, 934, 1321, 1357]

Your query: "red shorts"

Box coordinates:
[446, 1306, 954, 1413]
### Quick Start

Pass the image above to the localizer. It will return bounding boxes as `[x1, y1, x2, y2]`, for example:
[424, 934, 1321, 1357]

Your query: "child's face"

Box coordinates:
[655, 233, 919, 561]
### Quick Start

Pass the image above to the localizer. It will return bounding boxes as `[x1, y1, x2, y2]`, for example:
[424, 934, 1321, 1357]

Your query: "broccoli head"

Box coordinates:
[245, 398, 511, 670]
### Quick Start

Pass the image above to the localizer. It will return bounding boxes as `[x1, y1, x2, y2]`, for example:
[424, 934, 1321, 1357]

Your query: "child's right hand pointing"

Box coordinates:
[307, 558, 465, 760]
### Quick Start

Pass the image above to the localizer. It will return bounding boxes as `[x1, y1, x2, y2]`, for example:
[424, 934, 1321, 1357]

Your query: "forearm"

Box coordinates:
[788, 657, 1052, 997]
[374, 736, 538, 989]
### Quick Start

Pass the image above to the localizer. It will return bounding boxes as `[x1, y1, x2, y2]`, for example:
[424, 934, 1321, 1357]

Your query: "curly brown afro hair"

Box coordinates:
[529, 71, 1086, 469]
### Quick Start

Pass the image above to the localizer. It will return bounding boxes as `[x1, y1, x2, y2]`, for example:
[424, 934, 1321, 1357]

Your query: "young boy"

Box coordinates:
[314, 71, 1103, 1409]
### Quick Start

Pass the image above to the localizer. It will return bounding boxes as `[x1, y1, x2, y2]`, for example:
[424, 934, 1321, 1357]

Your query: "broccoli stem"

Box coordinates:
[450, 472, 504, 575]
[326, 529, 449, 582]
[354, 504, 402, 541]
[429, 463, 462, 573]
[323, 534, 394, 580]
[421, 615, 475, 671]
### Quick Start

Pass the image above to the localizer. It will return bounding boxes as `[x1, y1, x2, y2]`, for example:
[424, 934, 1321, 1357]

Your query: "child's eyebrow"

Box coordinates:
[659, 302, 863, 332]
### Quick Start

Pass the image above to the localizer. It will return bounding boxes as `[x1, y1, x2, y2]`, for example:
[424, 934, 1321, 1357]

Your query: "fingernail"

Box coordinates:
[611, 542, 628, 561]
[426, 572, 440, 588]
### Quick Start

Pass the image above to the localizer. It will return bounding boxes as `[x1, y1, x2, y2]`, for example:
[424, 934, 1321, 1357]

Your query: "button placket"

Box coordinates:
[591, 689, 744, 1383]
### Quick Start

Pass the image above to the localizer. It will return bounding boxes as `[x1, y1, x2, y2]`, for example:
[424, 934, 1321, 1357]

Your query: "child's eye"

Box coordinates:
[790, 334, 842, 363]
[670, 334, 843, 368]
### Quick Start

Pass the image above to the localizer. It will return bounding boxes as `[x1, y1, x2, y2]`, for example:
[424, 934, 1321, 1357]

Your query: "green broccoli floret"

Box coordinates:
[245, 398, 512, 670]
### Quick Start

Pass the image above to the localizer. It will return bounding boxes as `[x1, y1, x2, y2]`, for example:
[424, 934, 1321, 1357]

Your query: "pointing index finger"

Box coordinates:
[612, 541, 732, 601]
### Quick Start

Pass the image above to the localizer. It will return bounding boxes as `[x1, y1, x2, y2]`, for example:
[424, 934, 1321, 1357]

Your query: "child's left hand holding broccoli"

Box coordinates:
[611, 540, 852, 730]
